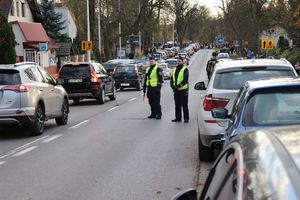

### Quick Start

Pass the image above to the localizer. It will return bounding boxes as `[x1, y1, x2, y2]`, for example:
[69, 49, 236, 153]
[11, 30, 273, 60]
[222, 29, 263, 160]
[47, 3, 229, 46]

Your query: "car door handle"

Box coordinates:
[40, 89, 43, 92]
[50, 89, 54, 91]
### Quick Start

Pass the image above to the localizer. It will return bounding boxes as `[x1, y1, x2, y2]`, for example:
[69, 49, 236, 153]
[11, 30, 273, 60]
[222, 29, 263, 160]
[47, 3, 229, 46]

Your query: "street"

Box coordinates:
[0, 50, 212, 200]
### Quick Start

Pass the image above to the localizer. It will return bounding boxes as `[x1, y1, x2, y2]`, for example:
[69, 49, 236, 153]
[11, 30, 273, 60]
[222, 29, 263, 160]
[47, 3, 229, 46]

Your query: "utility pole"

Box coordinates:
[138, 1, 142, 56]
[173, 23, 175, 47]
[86, 0, 91, 62]
[98, 0, 101, 61]
[118, 0, 122, 59]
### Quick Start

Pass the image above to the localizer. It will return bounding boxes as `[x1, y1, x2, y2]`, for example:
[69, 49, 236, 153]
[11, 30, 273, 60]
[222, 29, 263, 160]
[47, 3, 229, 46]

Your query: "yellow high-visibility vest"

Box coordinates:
[173, 66, 188, 90]
[145, 65, 159, 87]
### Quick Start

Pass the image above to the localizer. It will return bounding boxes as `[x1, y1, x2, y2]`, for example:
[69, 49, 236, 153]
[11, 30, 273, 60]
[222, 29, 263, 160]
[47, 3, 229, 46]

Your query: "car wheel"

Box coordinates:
[73, 98, 80, 103]
[30, 105, 45, 136]
[198, 132, 215, 161]
[55, 99, 69, 125]
[96, 87, 105, 104]
[109, 86, 116, 100]
[120, 87, 124, 91]
[136, 81, 142, 91]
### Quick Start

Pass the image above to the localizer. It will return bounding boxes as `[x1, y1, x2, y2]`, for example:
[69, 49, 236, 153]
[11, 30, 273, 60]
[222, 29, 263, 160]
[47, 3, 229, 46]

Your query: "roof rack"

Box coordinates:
[14, 62, 37, 67]
[280, 58, 289, 64]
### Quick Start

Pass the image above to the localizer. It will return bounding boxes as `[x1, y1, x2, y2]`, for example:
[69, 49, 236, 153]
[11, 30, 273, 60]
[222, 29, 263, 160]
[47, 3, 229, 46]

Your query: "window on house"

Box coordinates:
[16, 1, 20, 17]
[21, 3, 26, 17]
[10, 2, 15, 16]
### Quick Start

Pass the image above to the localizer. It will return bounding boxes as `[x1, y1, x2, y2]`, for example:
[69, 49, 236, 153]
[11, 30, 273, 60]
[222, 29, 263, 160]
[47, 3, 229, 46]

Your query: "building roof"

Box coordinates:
[0, 0, 41, 22]
[12, 21, 50, 42]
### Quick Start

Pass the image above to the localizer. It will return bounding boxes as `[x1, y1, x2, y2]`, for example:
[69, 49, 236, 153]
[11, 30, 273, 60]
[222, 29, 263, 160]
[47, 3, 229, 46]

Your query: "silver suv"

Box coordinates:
[0, 62, 69, 136]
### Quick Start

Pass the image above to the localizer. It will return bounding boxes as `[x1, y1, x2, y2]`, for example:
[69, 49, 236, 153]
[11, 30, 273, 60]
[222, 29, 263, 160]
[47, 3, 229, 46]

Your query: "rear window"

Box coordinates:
[214, 69, 295, 90]
[60, 64, 91, 78]
[0, 70, 21, 85]
[115, 65, 135, 73]
[102, 63, 115, 70]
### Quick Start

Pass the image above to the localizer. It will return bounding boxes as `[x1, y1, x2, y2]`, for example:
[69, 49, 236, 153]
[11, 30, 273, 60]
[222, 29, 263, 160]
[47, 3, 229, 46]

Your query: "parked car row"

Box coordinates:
[172, 58, 300, 199]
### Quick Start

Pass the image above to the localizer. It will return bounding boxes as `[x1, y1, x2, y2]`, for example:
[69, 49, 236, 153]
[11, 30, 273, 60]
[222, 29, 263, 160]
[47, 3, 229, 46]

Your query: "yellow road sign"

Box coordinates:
[87, 41, 93, 51]
[261, 39, 274, 50]
[81, 41, 87, 51]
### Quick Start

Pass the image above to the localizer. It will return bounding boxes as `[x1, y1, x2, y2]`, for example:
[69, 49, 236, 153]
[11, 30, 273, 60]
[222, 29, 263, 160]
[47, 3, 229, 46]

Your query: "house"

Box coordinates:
[0, 0, 57, 72]
[261, 26, 293, 48]
[54, 2, 77, 42]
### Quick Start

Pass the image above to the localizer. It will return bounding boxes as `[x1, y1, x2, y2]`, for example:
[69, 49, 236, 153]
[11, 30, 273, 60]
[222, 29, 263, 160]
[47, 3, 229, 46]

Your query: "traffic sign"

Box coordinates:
[81, 41, 93, 51]
[39, 43, 47, 51]
[87, 41, 92, 51]
[261, 39, 274, 50]
[81, 41, 87, 51]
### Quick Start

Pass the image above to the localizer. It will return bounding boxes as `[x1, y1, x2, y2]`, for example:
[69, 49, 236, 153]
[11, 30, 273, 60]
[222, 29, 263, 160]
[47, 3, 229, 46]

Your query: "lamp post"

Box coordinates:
[138, 1, 142, 56]
[86, 0, 91, 62]
[98, 0, 101, 60]
[118, 0, 122, 58]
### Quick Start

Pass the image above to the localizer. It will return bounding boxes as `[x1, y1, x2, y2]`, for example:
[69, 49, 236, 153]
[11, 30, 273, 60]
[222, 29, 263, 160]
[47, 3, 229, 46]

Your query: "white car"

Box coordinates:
[159, 63, 172, 80]
[194, 59, 297, 161]
[217, 53, 230, 60]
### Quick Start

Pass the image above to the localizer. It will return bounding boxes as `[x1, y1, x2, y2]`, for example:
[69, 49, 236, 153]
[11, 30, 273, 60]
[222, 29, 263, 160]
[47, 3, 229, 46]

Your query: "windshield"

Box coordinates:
[0, 70, 21, 85]
[243, 87, 300, 126]
[60, 64, 91, 78]
[214, 69, 295, 90]
[115, 65, 135, 73]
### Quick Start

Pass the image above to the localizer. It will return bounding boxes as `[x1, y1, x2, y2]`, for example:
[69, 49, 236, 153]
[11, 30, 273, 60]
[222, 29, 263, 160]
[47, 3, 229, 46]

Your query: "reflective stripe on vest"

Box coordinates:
[145, 65, 159, 87]
[173, 66, 188, 90]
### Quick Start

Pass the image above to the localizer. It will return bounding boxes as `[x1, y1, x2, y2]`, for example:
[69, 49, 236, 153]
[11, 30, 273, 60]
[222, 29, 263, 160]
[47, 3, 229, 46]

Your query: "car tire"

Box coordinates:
[73, 98, 80, 103]
[198, 132, 215, 161]
[96, 87, 105, 104]
[120, 87, 124, 91]
[55, 99, 69, 125]
[30, 105, 45, 136]
[136, 81, 142, 91]
[109, 86, 116, 100]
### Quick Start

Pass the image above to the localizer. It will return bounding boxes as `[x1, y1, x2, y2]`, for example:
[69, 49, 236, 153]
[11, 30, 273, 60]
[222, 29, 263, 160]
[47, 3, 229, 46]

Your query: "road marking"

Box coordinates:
[42, 134, 62, 143]
[129, 97, 136, 102]
[69, 120, 89, 129]
[0, 135, 49, 160]
[0, 161, 6, 166]
[12, 146, 38, 157]
[108, 106, 119, 112]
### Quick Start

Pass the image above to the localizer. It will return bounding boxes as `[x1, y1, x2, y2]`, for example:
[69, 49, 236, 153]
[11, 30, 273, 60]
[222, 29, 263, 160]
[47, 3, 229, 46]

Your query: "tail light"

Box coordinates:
[203, 94, 229, 111]
[135, 66, 139, 73]
[91, 72, 99, 83]
[2, 85, 30, 93]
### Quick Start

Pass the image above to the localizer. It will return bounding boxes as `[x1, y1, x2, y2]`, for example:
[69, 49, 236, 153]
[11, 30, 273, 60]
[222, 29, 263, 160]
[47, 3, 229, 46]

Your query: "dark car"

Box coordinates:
[212, 77, 300, 145]
[113, 64, 144, 91]
[172, 126, 300, 200]
[102, 62, 117, 74]
[57, 62, 116, 104]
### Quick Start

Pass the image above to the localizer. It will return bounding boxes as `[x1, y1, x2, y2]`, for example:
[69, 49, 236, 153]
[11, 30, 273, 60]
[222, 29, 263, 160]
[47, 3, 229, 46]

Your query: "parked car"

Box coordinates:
[172, 126, 300, 200]
[212, 77, 300, 145]
[136, 59, 149, 73]
[113, 64, 144, 91]
[194, 59, 297, 161]
[106, 59, 136, 65]
[159, 63, 172, 80]
[165, 58, 177, 69]
[57, 62, 116, 104]
[0, 62, 69, 136]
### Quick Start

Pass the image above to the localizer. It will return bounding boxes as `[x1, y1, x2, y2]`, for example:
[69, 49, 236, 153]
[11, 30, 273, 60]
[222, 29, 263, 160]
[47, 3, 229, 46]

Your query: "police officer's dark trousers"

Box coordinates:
[147, 87, 162, 117]
[174, 89, 189, 120]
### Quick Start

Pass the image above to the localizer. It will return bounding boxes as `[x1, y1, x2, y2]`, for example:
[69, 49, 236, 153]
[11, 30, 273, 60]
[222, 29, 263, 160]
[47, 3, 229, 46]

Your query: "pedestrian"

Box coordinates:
[294, 62, 300, 75]
[171, 56, 189, 123]
[143, 57, 163, 120]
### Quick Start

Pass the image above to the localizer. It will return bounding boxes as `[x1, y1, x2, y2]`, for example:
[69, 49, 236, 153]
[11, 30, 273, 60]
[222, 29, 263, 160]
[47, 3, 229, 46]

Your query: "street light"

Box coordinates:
[138, 1, 142, 56]
[98, 0, 101, 60]
[86, 0, 91, 62]
[118, 0, 122, 59]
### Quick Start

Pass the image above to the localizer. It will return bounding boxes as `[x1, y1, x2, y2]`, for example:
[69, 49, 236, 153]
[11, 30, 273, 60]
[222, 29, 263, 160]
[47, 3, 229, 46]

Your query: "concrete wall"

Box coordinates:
[54, 7, 77, 41]
[8, 0, 34, 23]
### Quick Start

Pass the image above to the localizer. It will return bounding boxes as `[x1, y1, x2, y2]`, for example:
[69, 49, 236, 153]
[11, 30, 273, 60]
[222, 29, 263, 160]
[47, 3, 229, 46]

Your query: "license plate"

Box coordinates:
[121, 83, 130, 86]
[69, 79, 82, 83]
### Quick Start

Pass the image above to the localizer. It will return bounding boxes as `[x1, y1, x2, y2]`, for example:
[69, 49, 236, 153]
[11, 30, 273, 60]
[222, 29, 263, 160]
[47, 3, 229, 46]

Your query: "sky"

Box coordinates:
[193, 0, 222, 15]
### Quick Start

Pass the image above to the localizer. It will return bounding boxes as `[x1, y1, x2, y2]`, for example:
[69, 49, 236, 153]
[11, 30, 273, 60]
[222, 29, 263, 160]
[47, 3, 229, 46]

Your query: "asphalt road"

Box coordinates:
[0, 50, 213, 200]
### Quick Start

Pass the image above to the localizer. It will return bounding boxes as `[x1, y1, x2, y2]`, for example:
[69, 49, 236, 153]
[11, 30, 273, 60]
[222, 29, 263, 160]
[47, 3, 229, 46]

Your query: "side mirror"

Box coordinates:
[212, 108, 229, 119]
[171, 189, 197, 200]
[194, 81, 206, 90]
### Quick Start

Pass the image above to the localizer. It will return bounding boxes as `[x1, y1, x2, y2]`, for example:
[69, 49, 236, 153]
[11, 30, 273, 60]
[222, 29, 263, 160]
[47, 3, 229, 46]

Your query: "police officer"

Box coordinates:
[171, 56, 189, 123]
[143, 57, 163, 119]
